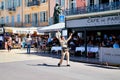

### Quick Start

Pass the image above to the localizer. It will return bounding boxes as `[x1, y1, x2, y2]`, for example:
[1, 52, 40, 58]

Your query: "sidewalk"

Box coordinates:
[0, 49, 42, 63]
[0, 48, 100, 64]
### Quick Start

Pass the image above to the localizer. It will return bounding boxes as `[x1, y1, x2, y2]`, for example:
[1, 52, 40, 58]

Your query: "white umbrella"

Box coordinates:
[38, 23, 65, 33]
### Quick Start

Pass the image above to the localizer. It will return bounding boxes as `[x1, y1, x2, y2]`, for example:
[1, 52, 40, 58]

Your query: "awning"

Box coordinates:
[12, 27, 37, 34]
[4, 27, 39, 34]
[4, 27, 44, 35]
[38, 23, 65, 33]
[4, 27, 13, 33]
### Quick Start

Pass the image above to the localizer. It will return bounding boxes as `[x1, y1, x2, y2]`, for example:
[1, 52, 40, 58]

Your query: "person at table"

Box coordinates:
[56, 31, 73, 67]
[7, 36, 12, 52]
[113, 39, 119, 48]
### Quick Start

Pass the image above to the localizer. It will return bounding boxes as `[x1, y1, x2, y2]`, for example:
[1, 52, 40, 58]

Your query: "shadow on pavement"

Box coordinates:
[85, 64, 120, 70]
[17, 52, 61, 59]
[18, 51, 120, 69]
[27, 63, 69, 67]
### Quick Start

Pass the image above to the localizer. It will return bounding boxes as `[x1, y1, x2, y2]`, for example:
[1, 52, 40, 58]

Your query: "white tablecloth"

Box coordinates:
[51, 46, 62, 51]
[89, 47, 99, 53]
[75, 47, 99, 53]
[75, 47, 85, 52]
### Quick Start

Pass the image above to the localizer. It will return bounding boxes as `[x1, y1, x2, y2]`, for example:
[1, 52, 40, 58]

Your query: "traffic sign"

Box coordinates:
[59, 15, 65, 23]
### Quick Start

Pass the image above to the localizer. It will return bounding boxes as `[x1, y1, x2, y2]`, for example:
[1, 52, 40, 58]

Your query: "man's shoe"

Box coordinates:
[58, 63, 61, 67]
[67, 64, 70, 67]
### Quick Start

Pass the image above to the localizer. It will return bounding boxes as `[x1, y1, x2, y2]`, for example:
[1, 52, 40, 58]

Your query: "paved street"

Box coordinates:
[0, 49, 120, 80]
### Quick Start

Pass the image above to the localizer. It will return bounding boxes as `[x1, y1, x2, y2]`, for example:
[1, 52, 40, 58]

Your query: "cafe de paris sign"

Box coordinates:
[66, 15, 120, 28]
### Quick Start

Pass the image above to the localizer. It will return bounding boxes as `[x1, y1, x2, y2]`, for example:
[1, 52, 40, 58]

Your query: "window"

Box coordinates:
[113, 0, 119, 2]
[5, 0, 8, 9]
[25, 0, 30, 7]
[1, 17, 4, 24]
[12, 0, 15, 8]
[100, 0, 109, 4]
[8, 0, 11, 8]
[0, 17, 4, 24]
[14, 0, 18, 8]
[56, 0, 59, 3]
[0, 18, 1, 24]
[7, 0, 15, 8]
[70, 0, 76, 9]
[17, 0, 21, 7]
[11, 16, 15, 26]
[90, 0, 94, 6]
[17, 14, 20, 23]
[25, 0, 28, 6]
[1, 1, 4, 10]
[60, 0, 65, 7]
[6, 16, 9, 23]
[40, 11, 48, 22]
[41, 0, 46, 3]
[25, 14, 30, 23]
[113, 0, 120, 7]
[32, 13, 38, 25]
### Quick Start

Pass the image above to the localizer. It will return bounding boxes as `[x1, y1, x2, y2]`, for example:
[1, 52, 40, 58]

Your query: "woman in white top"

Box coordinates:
[26, 34, 32, 54]
[56, 31, 73, 67]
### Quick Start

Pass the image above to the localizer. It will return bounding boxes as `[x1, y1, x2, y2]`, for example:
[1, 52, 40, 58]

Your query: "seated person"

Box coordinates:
[113, 39, 119, 48]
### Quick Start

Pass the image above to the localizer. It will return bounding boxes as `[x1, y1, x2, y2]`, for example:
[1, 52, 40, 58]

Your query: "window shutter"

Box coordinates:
[40, 12, 43, 22]
[45, 11, 48, 22]
[17, 14, 20, 23]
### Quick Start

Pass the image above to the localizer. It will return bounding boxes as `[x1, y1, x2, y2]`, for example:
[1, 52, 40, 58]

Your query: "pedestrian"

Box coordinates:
[7, 37, 12, 52]
[113, 39, 119, 48]
[25, 34, 32, 54]
[5, 38, 8, 50]
[56, 31, 73, 67]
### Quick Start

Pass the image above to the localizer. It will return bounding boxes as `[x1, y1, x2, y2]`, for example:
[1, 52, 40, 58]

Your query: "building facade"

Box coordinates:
[0, 0, 86, 28]
[0, 0, 74, 28]
[0, 0, 51, 28]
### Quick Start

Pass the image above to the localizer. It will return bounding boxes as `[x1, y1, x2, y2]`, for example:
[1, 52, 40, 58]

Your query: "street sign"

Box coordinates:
[59, 15, 65, 23]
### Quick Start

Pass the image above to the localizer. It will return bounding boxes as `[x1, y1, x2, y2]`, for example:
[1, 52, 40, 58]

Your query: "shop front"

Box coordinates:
[66, 13, 120, 60]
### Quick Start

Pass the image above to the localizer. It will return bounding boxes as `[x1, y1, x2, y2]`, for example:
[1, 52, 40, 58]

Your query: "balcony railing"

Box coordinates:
[28, 0, 40, 7]
[4, 20, 49, 27]
[8, 7, 16, 11]
[65, 1, 120, 16]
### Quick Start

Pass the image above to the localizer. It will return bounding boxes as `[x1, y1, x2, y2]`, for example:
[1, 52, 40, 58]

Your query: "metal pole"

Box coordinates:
[84, 28, 87, 57]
